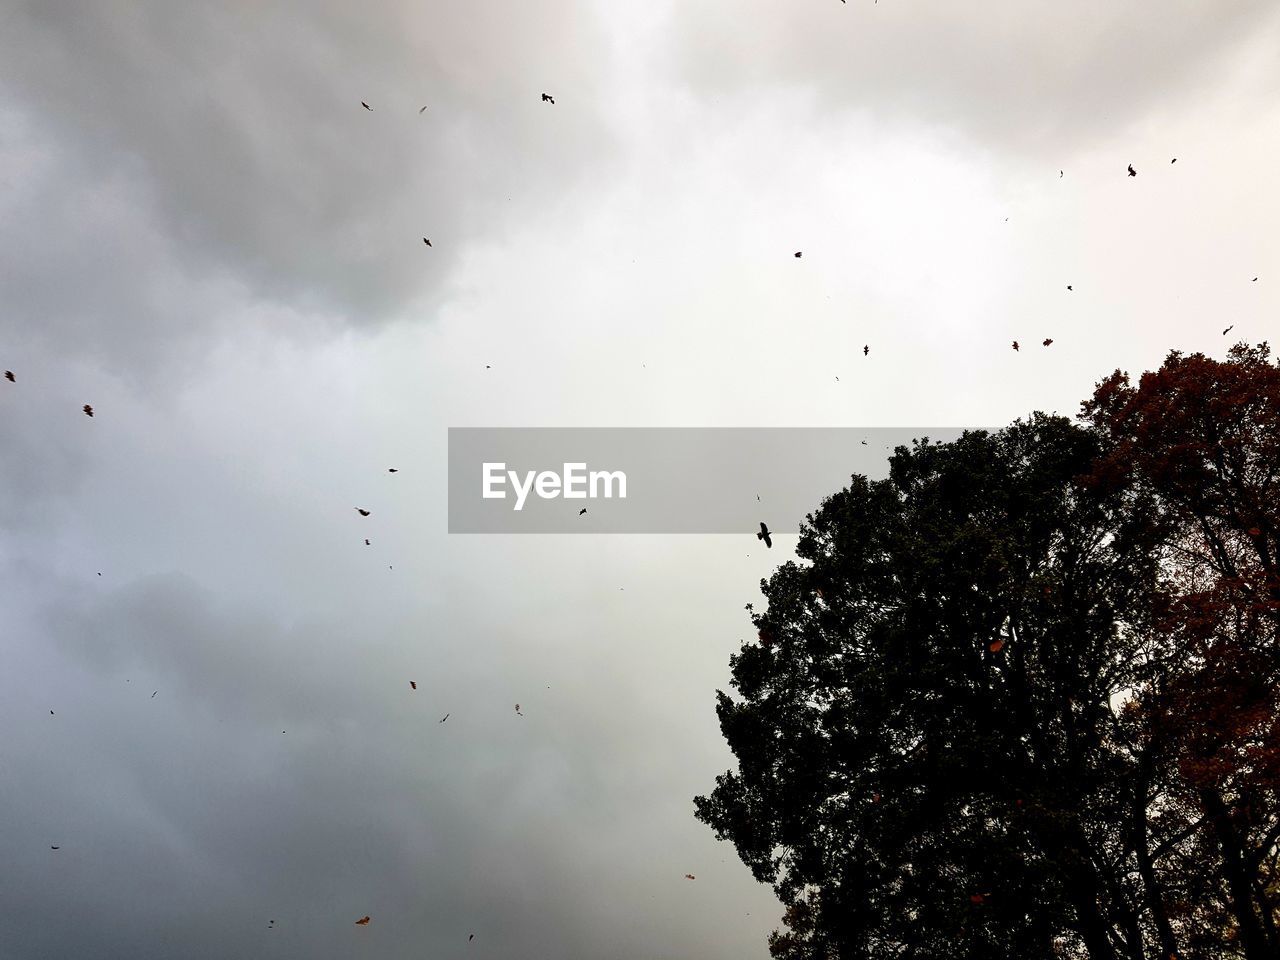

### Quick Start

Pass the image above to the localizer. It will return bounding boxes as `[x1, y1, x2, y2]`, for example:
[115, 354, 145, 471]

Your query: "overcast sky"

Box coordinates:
[2, 2, 1279, 958]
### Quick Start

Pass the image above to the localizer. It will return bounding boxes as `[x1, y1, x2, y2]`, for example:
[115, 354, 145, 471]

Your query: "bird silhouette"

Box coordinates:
[1042, 338, 1054, 347]
[541, 93, 554, 104]
[83, 404, 94, 417]
[423, 238, 432, 247]
[515, 703, 523, 716]
[355, 916, 371, 926]
[1011, 341, 1020, 352]
[361, 101, 372, 111]
[410, 681, 417, 690]
[685, 874, 696, 880]
[579, 508, 587, 515]
[356, 508, 371, 517]
[1059, 170, 1063, 177]
[1066, 285, 1073, 291]
[51, 845, 60, 850]
[439, 713, 450, 723]
[419, 105, 428, 114]
[1223, 325, 1235, 336]
[1253, 277, 1259, 282]
[757, 522, 772, 549]
[863, 345, 869, 356]
[794, 251, 802, 258]
[4, 370, 13, 382]
[1171, 158, 1177, 163]
[364, 539, 371, 545]
[1127, 164, 1137, 177]
[388, 468, 398, 473]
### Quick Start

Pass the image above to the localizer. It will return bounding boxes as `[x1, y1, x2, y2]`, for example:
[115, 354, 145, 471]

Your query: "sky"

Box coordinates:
[1, 1, 1279, 957]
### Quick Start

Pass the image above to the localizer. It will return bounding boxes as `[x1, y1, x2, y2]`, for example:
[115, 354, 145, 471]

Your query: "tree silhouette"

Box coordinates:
[698, 345, 1280, 959]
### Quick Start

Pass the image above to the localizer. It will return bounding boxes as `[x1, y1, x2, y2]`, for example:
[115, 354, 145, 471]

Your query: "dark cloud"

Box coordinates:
[672, 0, 1280, 155]
[0, 0, 618, 369]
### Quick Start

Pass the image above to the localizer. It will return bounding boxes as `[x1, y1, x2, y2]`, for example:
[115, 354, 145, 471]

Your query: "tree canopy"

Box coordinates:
[697, 344, 1280, 960]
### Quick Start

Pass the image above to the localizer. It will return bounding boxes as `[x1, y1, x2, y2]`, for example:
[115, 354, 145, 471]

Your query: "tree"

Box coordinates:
[698, 344, 1280, 958]
[1083, 343, 1280, 960]
[696, 415, 1166, 959]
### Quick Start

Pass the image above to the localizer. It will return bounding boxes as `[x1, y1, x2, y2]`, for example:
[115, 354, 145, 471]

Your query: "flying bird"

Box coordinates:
[410, 681, 417, 690]
[515, 704, 523, 716]
[439, 713, 450, 723]
[1171, 158, 1177, 163]
[469, 934, 475, 942]
[388, 468, 398, 473]
[863, 345, 869, 356]
[1127, 164, 1136, 177]
[794, 251, 802, 258]
[1223, 325, 1235, 336]
[684, 874, 696, 880]
[51, 845, 59, 850]
[356, 508, 371, 517]
[541, 93, 554, 104]
[364, 539, 370, 545]
[1253, 277, 1259, 282]
[1042, 338, 1054, 347]
[757, 522, 772, 549]
[423, 238, 432, 247]
[1066, 285, 1072, 291]
[419, 105, 428, 114]
[355, 916, 371, 926]
[361, 102, 372, 111]
[579, 508, 587, 515]
[1059, 170, 1063, 177]
[4, 370, 13, 382]
[151, 690, 157, 698]
[1011, 341, 1020, 352]
[83, 404, 94, 417]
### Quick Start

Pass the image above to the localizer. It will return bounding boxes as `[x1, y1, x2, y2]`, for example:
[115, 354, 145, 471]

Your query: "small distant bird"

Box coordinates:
[4, 371, 13, 382]
[515, 704, 523, 716]
[863, 345, 869, 356]
[356, 508, 371, 517]
[388, 468, 398, 473]
[1171, 158, 1177, 163]
[579, 508, 587, 515]
[423, 238, 432, 247]
[355, 916, 371, 926]
[410, 681, 417, 690]
[1042, 338, 1054, 346]
[860, 440, 868, 445]
[419, 105, 428, 114]
[439, 713, 450, 723]
[757, 522, 772, 549]
[151, 690, 157, 698]
[469, 934, 475, 942]
[83, 404, 94, 417]
[51, 846, 59, 850]
[541, 93, 554, 104]
[1223, 325, 1235, 336]
[794, 251, 802, 258]
[361, 102, 372, 111]
[684, 874, 696, 880]
[1012, 341, 1020, 351]
[1066, 285, 1073, 291]
[1127, 164, 1137, 177]
[50, 710, 54, 715]
[1253, 277, 1259, 282]
[1059, 170, 1063, 177]
[364, 538, 370, 546]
